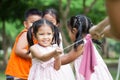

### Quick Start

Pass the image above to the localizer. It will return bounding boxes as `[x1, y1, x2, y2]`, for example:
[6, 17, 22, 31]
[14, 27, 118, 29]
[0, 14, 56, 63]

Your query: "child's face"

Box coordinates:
[36, 25, 54, 47]
[43, 14, 57, 26]
[68, 28, 77, 42]
[24, 15, 42, 29]
[68, 30, 75, 42]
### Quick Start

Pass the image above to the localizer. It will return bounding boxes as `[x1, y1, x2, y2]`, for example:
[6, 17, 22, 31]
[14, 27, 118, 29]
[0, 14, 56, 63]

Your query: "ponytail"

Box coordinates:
[27, 26, 34, 47]
[53, 26, 60, 46]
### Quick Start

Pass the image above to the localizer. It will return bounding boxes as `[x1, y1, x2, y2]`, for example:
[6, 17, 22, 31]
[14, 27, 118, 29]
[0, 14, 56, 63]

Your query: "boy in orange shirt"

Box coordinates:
[5, 8, 42, 80]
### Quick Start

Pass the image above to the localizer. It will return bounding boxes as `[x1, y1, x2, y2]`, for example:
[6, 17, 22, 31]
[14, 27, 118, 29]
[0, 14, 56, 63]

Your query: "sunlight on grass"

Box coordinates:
[0, 72, 6, 80]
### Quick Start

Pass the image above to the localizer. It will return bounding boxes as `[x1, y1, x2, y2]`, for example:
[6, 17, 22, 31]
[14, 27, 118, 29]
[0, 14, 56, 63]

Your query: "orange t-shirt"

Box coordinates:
[5, 28, 34, 79]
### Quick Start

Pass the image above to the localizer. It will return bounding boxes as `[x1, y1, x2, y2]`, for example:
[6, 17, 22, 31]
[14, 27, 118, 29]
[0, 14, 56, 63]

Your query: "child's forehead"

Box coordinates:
[26, 15, 42, 21]
[38, 24, 52, 30]
[27, 15, 42, 19]
[44, 13, 56, 19]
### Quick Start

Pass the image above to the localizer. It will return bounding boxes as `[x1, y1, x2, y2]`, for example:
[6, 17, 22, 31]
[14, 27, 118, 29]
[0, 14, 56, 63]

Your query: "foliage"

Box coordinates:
[0, 0, 118, 54]
[107, 39, 120, 54]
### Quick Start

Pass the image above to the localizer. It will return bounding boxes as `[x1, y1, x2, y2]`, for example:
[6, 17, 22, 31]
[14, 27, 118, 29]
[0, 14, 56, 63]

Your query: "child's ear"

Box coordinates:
[72, 28, 77, 34]
[23, 21, 27, 29]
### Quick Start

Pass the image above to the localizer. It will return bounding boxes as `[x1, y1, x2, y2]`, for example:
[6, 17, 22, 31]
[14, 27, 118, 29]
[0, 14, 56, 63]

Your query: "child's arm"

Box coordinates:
[61, 44, 84, 65]
[15, 32, 31, 59]
[30, 46, 61, 62]
[54, 56, 61, 70]
[53, 47, 62, 70]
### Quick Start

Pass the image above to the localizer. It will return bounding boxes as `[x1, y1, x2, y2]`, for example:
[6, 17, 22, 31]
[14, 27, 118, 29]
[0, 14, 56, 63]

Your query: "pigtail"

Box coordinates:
[27, 26, 34, 47]
[53, 25, 60, 46]
[74, 23, 84, 49]
[74, 16, 84, 49]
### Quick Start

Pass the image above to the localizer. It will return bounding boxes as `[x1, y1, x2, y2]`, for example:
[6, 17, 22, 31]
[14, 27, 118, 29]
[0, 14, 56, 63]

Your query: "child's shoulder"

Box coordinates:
[15, 28, 27, 41]
[30, 44, 43, 50]
[30, 44, 38, 48]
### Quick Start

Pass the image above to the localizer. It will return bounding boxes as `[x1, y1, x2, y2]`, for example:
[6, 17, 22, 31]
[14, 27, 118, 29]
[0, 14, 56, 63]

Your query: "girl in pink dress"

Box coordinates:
[27, 19, 75, 80]
[67, 15, 113, 80]
[43, 8, 83, 65]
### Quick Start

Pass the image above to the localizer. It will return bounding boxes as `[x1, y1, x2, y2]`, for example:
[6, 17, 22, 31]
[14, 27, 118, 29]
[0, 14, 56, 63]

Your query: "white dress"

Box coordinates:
[28, 44, 75, 80]
[74, 39, 113, 80]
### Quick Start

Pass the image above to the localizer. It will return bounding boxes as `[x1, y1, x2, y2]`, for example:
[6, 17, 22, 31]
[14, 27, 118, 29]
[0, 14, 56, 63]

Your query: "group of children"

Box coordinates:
[5, 8, 113, 80]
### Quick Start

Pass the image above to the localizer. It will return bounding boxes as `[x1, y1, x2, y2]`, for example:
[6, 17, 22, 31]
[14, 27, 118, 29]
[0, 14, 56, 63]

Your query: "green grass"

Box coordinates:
[109, 67, 117, 79]
[0, 71, 6, 80]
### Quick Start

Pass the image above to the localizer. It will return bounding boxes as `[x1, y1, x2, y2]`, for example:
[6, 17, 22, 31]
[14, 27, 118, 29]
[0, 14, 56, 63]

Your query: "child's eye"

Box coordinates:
[48, 33, 52, 35]
[39, 33, 44, 35]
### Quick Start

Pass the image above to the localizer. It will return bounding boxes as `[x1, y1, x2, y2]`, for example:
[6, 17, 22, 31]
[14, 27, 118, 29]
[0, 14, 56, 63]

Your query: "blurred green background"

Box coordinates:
[0, 0, 120, 80]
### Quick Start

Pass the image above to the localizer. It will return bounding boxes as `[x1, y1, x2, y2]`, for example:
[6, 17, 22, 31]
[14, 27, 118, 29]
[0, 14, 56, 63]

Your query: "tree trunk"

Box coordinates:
[83, 0, 97, 14]
[2, 19, 8, 69]
[58, 0, 71, 48]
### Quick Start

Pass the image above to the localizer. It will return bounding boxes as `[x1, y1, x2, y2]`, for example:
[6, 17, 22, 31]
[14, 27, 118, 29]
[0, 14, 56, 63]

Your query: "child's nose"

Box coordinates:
[44, 35, 49, 38]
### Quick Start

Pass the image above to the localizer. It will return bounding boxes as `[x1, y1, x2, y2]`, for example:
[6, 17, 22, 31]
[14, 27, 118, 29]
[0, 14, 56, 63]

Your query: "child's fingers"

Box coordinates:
[55, 48, 62, 54]
[77, 44, 84, 51]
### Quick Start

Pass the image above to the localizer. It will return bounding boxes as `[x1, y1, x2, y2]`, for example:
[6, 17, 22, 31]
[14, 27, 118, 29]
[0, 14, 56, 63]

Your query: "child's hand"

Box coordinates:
[56, 47, 62, 54]
[89, 25, 105, 40]
[76, 44, 84, 56]
[54, 47, 62, 58]
[89, 25, 102, 40]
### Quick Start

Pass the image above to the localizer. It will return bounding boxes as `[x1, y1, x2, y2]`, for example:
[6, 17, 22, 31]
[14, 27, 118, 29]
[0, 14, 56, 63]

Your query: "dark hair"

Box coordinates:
[43, 8, 60, 25]
[27, 19, 60, 47]
[24, 8, 43, 20]
[68, 15, 100, 49]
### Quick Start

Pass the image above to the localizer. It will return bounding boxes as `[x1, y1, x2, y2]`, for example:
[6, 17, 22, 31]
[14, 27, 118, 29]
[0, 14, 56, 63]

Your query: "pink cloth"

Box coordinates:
[79, 34, 97, 80]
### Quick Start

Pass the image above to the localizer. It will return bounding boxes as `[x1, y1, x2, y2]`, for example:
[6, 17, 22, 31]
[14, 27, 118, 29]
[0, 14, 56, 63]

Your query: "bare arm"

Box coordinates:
[54, 56, 61, 70]
[61, 44, 84, 65]
[15, 32, 31, 59]
[53, 47, 62, 70]
[30, 46, 61, 62]
[105, 0, 120, 40]
[94, 17, 109, 30]
[89, 17, 109, 40]
[101, 25, 120, 41]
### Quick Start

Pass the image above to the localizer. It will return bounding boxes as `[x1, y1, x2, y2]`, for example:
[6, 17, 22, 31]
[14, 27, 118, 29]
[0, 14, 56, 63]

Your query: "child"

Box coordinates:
[67, 15, 113, 80]
[5, 8, 42, 80]
[43, 8, 62, 49]
[43, 8, 84, 65]
[43, 8, 85, 78]
[27, 19, 75, 80]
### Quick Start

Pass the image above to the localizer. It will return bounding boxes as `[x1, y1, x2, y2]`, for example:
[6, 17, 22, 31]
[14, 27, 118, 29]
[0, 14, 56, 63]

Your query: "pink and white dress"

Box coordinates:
[28, 44, 75, 80]
[74, 34, 113, 80]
